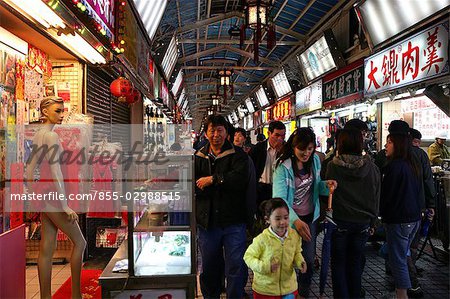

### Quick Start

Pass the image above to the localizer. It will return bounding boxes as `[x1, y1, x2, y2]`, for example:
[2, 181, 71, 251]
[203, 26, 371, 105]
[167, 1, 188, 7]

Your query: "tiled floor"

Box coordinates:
[26, 264, 71, 299]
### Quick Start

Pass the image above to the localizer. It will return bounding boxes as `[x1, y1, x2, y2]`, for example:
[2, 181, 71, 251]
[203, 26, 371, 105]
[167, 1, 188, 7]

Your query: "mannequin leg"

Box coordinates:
[38, 213, 58, 299]
[45, 212, 86, 299]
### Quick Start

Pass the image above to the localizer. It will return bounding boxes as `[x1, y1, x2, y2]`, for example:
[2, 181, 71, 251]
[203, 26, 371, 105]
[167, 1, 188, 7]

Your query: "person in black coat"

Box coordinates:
[195, 115, 249, 299]
[249, 121, 286, 207]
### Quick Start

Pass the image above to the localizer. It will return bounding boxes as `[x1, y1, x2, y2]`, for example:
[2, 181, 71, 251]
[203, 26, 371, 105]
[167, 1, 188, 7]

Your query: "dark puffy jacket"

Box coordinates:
[326, 154, 380, 225]
[381, 159, 421, 224]
[195, 140, 249, 229]
[375, 147, 436, 209]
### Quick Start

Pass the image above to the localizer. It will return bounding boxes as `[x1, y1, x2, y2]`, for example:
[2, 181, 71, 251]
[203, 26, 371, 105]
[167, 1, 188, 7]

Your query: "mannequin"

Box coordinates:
[26, 96, 86, 299]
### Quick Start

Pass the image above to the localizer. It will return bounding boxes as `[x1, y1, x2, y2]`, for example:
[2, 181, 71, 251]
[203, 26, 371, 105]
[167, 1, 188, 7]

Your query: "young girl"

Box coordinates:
[244, 198, 307, 299]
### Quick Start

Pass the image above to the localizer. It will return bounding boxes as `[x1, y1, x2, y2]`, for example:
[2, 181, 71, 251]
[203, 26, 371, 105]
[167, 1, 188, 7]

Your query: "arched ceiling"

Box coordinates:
[153, 0, 352, 129]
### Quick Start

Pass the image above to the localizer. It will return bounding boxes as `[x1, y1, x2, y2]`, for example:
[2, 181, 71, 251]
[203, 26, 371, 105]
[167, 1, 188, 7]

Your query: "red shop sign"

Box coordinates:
[268, 98, 291, 121]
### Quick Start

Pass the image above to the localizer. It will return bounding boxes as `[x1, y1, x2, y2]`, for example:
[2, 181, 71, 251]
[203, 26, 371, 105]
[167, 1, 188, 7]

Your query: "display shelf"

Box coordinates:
[99, 153, 196, 298]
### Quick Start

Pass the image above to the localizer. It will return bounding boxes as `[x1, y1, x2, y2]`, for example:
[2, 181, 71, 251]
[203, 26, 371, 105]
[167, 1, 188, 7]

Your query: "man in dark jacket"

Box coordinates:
[195, 115, 249, 299]
[249, 121, 286, 206]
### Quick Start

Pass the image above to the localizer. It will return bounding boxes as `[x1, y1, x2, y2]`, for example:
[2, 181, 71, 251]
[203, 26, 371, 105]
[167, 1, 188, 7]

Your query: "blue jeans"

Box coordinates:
[297, 214, 317, 298]
[198, 223, 247, 299]
[331, 220, 370, 299]
[385, 221, 420, 290]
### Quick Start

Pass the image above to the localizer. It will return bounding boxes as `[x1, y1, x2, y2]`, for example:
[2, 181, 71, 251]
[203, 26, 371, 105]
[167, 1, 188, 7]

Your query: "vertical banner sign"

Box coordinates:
[364, 21, 449, 96]
[149, 55, 155, 98]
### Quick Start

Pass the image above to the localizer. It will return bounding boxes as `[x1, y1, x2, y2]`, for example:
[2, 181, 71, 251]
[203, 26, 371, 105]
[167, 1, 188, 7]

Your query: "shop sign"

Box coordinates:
[149, 55, 154, 97]
[267, 97, 291, 121]
[298, 36, 336, 82]
[136, 30, 149, 90]
[322, 59, 364, 108]
[253, 110, 262, 128]
[160, 80, 169, 106]
[364, 21, 449, 96]
[295, 80, 323, 116]
[81, 0, 115, 38]
[262, 109, 269, 124]
[122, 1, 138, 70]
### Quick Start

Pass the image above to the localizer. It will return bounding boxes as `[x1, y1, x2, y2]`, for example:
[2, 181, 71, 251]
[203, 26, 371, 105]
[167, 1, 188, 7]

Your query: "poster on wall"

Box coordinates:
[3, 52, 16, 88]
[0, 90, 12, 128]
[401, 96, 450, 140]
[57, 81, 71, 113]
[15, 59, 25, 101]
[24, 67, 44, 123]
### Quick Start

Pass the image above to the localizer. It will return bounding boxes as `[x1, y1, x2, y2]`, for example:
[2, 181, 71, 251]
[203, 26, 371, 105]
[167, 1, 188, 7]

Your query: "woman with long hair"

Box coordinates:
[381, 131, 421, 299]
[272, 127, 337, 298]
[326, 129, 380, 298]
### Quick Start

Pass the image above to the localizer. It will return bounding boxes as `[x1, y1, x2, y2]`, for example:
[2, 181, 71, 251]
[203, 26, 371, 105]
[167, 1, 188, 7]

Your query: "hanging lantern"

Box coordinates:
[110, 77, 132, 97]
[126, 88, 141, 104]
[217, 70, 233, 105]
[242, 0, 275, 62]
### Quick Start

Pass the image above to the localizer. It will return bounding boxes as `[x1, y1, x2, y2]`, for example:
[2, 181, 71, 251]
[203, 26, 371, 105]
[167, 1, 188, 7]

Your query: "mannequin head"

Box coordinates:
[40, 96, 64, 124]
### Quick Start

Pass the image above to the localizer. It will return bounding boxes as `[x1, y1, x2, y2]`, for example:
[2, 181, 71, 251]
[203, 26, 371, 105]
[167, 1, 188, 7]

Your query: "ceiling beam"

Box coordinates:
[275, 26, 305, 41]
[188, 81, 260, 86]
[184, 70, 210, 79]
[223, 45, 279, 67]
[178, 45, 226, 63]
[176, 11, 242, 34]
[234, 70, 262, 81]
[201, 58, 238, 65]
[178, 38, 303, 46]
[181, 66, 275, 70]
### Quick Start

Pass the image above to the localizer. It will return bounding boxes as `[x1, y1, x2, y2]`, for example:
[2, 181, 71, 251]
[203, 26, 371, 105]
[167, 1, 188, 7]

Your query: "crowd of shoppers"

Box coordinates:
[194, 115, 438, 299]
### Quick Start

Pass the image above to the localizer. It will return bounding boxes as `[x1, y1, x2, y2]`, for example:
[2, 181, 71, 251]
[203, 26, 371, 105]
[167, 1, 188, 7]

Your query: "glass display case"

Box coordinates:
[99, 152, 196, 298]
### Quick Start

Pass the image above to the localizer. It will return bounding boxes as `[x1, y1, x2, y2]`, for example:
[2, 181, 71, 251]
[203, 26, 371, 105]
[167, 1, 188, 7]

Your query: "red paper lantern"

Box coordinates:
[126, 88, 141, 104]
[110, 77, 132, 97]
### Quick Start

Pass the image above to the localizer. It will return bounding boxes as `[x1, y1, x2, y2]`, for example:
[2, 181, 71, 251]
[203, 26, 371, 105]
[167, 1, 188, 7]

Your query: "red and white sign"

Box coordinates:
[364, 21, 449, 96]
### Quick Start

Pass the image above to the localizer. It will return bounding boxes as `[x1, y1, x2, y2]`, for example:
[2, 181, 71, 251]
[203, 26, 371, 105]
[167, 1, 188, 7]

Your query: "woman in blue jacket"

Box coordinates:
[273, 127, 337, 298]
[381, 132, 422, 299]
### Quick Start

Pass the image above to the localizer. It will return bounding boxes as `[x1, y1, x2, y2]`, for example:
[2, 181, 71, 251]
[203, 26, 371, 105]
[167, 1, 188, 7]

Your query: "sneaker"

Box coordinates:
[408, 286, 424, 298]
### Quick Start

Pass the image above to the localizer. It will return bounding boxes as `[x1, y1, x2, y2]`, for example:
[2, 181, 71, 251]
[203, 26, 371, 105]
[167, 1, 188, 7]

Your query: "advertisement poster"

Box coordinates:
[3, 52, 16, 88]
[15, 59, 25, 101]
[24, 67, 44, 123]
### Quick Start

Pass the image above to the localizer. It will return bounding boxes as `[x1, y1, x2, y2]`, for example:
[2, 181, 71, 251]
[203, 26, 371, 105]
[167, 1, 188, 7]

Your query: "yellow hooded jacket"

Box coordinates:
[244, 227, 304, 296]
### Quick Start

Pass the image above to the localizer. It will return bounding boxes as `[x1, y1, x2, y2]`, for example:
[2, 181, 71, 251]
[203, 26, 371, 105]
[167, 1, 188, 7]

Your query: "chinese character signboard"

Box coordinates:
[84, 0, 115, 37]
[267, 97, 292, 121]
[364, 21, 449, 96]
[323, 59, 364, 108]
[295, 80, 323, 116]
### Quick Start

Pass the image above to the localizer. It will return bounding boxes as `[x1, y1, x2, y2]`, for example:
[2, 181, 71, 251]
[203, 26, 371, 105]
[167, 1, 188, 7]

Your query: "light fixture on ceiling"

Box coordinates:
[5, 0, 66, 29]
[217, 69, 233, 105]
[242, 0, 276, 63]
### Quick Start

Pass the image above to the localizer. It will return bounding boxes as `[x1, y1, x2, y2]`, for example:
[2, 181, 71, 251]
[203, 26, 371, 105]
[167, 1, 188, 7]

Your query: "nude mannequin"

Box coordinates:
[26, 96, 86, 299]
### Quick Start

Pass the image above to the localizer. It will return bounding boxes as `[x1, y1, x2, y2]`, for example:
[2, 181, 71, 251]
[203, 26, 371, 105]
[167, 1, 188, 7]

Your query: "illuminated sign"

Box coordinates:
[82, 0, 115, 39]
[295, 80, 323, 115]
[269, 98, 291, 121]
[364, 21, 449, 96]
[298, 36, 336, 82]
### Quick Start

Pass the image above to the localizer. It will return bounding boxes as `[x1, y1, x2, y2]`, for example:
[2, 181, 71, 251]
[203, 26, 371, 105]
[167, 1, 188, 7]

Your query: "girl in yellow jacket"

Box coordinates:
[244, 198, 307, 299]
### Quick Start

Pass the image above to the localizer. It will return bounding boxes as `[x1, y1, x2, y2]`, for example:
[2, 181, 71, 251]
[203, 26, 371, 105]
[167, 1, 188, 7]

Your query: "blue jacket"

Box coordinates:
[273, 154, 329, 226]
